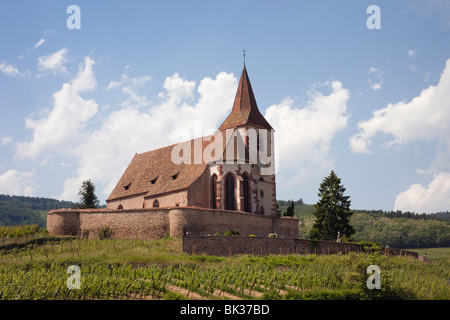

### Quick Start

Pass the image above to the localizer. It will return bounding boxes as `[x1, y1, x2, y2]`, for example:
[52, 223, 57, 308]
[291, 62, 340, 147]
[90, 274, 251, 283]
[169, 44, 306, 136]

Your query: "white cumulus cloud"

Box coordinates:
[0, 61, 21, 77]
[16, 56, 98, 160]
[37, 48, 69, 75]
[350, 58, 450, 154]
[33, 38, 46, 50]
[1, 137, 12, 146]
[351, 57, 450, 212]
[0, 169, 38, 196]
[407, 49, 417, 59]
[58, 71, 237, 201]
[264, 80, 350, 194]
[394, 172, 450, 213]
[107, 72, 153, 108]
[368, 66, 383, 91]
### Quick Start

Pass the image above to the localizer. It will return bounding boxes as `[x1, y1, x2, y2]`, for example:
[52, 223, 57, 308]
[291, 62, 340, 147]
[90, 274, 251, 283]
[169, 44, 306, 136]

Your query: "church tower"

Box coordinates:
[209, 65, 277, 216]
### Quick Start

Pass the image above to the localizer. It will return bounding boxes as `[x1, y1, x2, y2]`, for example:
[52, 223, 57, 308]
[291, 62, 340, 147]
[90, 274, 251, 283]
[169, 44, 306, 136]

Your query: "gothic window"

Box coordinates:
[257, 133, 260, 153]
[210, 174, 217, 209]
[260, 206, 264, 215]
[225, 173, 235, 211]
[153, 199, 159, 208]
[242, 173, 251, 213]
[117, 205, 123, 210]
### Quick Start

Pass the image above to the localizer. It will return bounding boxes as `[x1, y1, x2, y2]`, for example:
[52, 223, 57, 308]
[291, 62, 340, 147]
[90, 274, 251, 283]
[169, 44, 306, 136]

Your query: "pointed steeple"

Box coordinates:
[218, 66, 273, 131]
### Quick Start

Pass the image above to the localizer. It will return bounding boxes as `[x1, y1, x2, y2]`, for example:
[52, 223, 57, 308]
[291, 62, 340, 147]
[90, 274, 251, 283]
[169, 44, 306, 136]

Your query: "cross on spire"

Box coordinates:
[243, 48, 246, 66]
[218, 63, 273, 131]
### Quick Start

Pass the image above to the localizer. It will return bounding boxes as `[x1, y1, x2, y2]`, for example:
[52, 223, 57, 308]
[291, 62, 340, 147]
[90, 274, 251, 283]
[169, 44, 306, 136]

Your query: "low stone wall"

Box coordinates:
[182, 235, 419, 259]
[381, 246, 418, 259]
[46, 207, 299, 240]
[183, 235, 359, 256]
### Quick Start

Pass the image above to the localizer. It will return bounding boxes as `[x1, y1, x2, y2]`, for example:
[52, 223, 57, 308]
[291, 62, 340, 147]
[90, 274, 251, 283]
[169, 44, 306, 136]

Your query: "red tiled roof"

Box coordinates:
[106, 132, 243, 201]
[219, 66, 272, 131]
[107, 137, 208, 201]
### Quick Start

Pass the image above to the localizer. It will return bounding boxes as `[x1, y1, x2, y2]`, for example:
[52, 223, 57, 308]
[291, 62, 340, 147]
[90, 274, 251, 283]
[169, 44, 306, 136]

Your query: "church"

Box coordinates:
[105, 65, 277, 216]
[47, 65, 299, 240]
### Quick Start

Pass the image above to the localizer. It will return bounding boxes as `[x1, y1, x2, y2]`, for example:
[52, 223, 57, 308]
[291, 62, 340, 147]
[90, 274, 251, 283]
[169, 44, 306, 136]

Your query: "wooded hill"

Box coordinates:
[0, 194, 449, 249]
[0, 194, 78, 227]
[278, 201, 450, 249]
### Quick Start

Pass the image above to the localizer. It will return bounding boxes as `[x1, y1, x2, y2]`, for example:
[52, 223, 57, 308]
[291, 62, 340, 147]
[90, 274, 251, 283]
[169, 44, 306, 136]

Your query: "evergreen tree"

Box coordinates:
[285, 200, 295, 217]
[276, 201, 281, 216]
[78, 179, 99, 209]
[309, 171, 354, 241]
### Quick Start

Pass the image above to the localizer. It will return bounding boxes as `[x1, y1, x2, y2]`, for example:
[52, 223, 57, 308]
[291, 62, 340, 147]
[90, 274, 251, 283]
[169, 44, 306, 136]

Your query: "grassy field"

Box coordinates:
[405, 247, 450, 261]
[0, 226, 449, 300]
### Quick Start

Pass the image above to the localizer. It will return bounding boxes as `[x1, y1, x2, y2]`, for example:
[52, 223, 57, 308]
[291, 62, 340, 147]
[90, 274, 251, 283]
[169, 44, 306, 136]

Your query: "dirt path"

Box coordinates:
[165, 283, 207, 300]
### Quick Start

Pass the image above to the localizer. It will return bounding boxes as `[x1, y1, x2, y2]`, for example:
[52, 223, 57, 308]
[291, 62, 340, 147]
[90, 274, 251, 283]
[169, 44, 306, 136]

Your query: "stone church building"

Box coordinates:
[106, 66, 277, 217]
[47, 66, 299, 240]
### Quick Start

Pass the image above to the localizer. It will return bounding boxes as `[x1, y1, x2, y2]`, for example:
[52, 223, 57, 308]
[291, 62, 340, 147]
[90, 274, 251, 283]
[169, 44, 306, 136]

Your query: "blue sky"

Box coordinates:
[1, 0, 450, 213]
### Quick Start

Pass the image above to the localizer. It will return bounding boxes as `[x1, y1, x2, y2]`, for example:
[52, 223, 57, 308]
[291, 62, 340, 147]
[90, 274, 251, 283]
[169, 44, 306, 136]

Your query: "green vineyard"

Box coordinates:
[0, 226, 448, 300]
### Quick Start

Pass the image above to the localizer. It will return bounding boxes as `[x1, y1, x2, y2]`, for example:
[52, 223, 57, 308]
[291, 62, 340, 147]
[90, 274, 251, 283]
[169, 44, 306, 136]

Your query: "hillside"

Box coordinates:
[1, 194, 449, 249]
[278, 201, 450, 249]
[0, 194, 78, 227]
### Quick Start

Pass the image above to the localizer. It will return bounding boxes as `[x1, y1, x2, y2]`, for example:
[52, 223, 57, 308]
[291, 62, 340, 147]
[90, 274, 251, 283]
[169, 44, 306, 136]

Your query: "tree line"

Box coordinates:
[0, 179, 100, 227]
[279, 170, 449, 248]
[0, 195, 77, 227]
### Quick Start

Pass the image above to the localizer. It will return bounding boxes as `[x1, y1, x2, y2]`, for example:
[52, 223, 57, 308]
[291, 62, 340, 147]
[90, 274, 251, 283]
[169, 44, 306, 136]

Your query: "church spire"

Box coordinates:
[218, 65, 273, 131]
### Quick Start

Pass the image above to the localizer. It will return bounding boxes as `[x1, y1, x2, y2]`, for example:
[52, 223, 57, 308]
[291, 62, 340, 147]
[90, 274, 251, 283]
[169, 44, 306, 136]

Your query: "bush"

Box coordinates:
[357, 241, 382, 254]
[98, 226, 114, 240]
[308, 228, 321, 240]
[223, 230, 240, 236]
[268, 233, 277, 238]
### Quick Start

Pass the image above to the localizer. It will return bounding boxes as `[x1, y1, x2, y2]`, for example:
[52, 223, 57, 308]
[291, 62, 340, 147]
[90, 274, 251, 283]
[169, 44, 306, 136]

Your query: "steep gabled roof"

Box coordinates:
[107, 138, 208, 201]
[106, 130, 251, 202]
[218, 66, 272, 131]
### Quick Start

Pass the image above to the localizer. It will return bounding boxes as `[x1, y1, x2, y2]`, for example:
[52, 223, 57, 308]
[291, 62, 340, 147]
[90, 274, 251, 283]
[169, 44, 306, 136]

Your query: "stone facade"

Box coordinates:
[47, 207, 299, 240]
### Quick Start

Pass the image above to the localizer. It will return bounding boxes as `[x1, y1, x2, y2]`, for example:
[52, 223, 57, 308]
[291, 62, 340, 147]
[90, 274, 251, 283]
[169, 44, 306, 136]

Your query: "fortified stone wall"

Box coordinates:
[182, 235, 419, 259]
[46, 207, 299, 240]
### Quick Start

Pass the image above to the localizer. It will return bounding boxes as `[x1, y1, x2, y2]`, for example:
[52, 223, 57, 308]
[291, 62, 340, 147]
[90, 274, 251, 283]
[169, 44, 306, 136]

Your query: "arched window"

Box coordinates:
[153, 199, 159, 208]
[210, 174, 217, 209]
[117, 204, 123, 210]
[225, 173, 235, 211]
[242, 173, 251, 213]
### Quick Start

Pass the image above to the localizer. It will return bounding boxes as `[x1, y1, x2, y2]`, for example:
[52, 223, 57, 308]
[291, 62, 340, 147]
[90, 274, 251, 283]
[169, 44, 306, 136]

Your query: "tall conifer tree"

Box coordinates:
[309, 171, 354, 241]
[78, 179, 99, 209]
